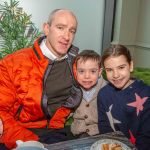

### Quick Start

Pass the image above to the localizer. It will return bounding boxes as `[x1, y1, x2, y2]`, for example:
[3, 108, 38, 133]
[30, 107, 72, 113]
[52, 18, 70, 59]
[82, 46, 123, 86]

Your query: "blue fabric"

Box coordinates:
[29, 126, 74, 144]
[97, 79, 150, 150]
[0, 144, 8, 150]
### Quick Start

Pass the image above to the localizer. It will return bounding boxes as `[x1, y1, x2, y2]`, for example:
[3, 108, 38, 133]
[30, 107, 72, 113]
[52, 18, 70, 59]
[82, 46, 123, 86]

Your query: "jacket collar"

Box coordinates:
[33, 36, 46, 60]
[33, 36, 79, 61]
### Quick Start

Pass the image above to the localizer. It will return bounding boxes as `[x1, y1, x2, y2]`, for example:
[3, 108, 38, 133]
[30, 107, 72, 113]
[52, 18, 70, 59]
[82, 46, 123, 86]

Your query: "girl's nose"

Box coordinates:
[113, 70, 119, 78]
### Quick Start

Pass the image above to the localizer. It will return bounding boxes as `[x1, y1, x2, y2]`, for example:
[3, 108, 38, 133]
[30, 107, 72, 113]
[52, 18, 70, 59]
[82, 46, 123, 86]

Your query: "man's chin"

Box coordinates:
[60, 46, 69, 52]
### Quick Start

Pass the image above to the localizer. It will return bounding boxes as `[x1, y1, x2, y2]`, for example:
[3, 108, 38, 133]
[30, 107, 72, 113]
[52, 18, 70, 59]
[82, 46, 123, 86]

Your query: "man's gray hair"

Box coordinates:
[47, 9, 77, 26]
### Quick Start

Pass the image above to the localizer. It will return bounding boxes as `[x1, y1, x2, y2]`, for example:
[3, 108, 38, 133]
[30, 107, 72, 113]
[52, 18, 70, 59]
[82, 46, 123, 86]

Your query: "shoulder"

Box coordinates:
[98, 83, 113, 95]
[68, 45, 79, 57]
[97, 84, 114, 104]
[98, 76, 107, 84]
[133, 79, 150, 95]
[0, 48, 34, 67]
[67, 45, 79, 64]
[69, 45, 79, 54]
[2, 48, 33, 59]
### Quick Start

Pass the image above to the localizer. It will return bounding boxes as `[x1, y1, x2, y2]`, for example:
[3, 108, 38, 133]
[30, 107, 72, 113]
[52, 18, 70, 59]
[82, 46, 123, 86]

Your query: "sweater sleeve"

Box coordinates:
[135, 96, 150, 150]
[0, 61, 39, 149]
[49, 107, 71, 128]
[97, 90, 114, 134]
[49, 85, 82, 129]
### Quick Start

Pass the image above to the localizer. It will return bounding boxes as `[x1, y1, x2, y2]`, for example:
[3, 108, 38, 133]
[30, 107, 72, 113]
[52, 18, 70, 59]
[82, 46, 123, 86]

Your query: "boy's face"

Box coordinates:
[76, 59, 102, 90]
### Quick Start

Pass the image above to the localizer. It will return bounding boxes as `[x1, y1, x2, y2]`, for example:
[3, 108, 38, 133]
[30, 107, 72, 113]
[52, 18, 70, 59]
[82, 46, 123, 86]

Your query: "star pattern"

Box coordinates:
[129, 130, 136, 145]
[106, 104, 121, 131]
[127, 93, 148, 116]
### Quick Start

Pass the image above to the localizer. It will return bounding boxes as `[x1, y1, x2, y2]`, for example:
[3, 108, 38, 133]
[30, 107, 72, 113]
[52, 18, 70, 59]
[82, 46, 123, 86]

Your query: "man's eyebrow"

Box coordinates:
[56, 23, 66, 26]
[56, 24, 76, 29]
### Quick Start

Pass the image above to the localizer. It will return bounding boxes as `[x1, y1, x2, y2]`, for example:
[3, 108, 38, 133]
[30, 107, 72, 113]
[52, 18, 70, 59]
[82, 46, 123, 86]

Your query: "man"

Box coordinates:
[0, 9, 82, 149]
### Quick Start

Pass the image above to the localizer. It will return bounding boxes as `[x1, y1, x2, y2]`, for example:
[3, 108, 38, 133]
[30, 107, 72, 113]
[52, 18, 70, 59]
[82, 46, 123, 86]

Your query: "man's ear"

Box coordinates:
[130, 61, 134, 72]
[43, 23, 49, 36]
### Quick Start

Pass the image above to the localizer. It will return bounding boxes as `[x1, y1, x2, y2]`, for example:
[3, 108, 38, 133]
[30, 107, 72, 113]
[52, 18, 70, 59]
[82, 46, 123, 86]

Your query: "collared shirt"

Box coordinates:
[40, 39, 68, 61]
[82, 86, 97, 102]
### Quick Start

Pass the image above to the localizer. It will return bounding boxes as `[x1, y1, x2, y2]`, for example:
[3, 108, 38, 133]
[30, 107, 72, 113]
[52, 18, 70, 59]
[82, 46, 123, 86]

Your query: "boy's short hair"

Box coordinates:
[75, 50, 101, 67]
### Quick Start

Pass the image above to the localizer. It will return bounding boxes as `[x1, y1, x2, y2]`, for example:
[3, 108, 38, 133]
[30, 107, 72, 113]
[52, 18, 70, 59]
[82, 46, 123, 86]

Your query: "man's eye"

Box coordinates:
[57, 26, 64, 30]
[70, 30, 76, 34]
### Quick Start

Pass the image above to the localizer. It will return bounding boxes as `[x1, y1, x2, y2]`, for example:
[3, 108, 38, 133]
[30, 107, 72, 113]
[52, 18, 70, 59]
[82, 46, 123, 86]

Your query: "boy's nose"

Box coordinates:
[85, 72, 90, 78]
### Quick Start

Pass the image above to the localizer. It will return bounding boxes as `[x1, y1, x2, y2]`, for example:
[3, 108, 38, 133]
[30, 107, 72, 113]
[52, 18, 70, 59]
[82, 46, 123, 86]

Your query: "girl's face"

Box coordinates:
[104, 55, 133, 90]
[76, 59, 102, 90]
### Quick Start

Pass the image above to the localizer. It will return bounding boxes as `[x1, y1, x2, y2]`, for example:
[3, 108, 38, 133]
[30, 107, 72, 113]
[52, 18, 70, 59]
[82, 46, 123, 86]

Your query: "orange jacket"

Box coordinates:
[0, 36, 82, 149]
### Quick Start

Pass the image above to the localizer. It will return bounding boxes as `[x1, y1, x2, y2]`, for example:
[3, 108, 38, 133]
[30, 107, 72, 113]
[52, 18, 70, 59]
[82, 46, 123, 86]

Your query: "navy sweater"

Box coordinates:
[97, 79, 150, 150]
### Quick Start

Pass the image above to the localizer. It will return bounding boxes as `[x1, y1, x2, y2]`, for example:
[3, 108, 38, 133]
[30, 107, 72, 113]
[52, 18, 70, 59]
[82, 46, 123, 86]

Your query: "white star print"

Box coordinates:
[106, 104, 121, 131]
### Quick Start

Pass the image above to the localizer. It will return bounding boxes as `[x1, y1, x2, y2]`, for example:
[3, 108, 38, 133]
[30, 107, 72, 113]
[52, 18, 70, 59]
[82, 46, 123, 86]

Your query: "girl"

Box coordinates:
[97, 44, 150, 150]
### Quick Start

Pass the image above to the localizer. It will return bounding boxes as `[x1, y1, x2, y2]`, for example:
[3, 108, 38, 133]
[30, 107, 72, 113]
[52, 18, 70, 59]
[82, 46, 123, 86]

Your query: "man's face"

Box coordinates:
[104, 55, 133, 90]
[76, 59, 102, 90]
[43, 10, 77, 58]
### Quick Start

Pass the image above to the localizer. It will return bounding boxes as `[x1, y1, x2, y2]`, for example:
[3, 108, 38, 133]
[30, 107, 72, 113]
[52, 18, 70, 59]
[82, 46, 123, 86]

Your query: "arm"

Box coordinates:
[135, 96, 150, 150]
[49, 85, 82, 128]
[0, 61, 38, 149]
[97, 91, 114, 134]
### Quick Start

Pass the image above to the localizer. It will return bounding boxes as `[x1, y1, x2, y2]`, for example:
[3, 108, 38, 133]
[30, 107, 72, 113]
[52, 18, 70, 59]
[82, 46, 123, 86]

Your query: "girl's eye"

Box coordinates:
[119, 66, 125, 70]
[105, 69, 112, 72]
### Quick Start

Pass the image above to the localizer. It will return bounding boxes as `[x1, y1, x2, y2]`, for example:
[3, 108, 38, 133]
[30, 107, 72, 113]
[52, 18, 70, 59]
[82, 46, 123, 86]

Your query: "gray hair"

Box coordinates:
[47, 9, 77, 26]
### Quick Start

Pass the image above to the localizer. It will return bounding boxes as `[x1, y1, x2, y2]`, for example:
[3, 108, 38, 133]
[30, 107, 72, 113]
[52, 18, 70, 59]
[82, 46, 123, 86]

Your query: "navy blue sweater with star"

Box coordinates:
[97, 79, 150, 150]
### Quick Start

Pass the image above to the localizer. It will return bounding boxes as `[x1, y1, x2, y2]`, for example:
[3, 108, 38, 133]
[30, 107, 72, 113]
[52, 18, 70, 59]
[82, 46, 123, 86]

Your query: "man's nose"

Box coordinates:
[63, 30, 70, 41]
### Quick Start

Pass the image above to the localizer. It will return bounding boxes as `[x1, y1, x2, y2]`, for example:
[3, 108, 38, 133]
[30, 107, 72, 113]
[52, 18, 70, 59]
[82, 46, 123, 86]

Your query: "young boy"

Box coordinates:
[71, 50, 107, 137]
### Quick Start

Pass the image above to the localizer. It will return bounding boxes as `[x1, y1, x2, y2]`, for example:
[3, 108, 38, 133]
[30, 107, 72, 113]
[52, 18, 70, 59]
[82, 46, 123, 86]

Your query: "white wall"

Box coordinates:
[112, 0, 150, 68]
[0, 0, 105, 54]
[136, 0, 150, 48]
[112, 0, 139, 45]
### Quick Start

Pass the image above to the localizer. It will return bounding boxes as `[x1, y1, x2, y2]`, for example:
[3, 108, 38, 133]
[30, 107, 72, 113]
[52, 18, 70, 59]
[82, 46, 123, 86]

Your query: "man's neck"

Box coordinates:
[40, 39, 68, 60]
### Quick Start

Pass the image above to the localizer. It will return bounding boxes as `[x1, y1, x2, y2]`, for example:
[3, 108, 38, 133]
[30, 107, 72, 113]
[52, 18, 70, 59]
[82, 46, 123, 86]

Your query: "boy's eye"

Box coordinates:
[77, 69, 84, 74]
[91, 69, 97, 74]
